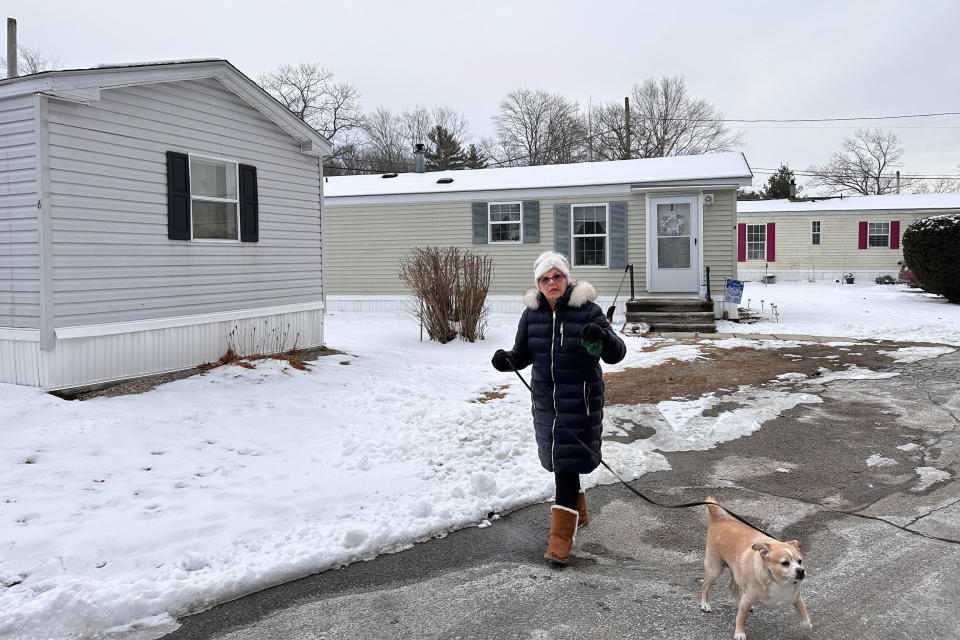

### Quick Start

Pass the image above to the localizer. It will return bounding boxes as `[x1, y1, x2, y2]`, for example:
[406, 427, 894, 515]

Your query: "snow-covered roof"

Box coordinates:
[0, 59, 332, 157]
[738, 192, 960, 215]
[325, 152, 753, 198]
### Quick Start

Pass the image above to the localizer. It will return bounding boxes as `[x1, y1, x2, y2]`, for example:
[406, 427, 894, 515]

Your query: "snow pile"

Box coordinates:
[0, 292, 955, 639]
[717, 281, 960, 345]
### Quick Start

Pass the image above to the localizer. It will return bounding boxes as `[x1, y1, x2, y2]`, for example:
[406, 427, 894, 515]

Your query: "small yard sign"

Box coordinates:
[724, 279, 744, 304]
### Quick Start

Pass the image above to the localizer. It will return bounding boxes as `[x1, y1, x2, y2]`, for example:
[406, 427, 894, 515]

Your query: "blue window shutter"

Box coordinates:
[166, 151, 190, 240]
[472, 202, 488, 244]
[554, 204, 571, 259]
[239, 164, 259, 242]
[608, 201, 628, 268]
[522, 200, 539, 243]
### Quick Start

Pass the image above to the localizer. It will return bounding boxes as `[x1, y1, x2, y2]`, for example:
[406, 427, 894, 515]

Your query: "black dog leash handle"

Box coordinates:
[508, 365, 780, 541]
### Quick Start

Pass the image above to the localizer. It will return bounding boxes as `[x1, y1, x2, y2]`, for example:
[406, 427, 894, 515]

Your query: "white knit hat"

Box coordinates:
[533, 251, 571, 283]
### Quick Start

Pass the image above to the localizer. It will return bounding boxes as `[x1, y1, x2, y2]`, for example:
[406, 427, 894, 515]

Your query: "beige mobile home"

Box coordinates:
[324, 153, 753, 316]
[736, 193, 960, 282]
[0, 60, 331, 389]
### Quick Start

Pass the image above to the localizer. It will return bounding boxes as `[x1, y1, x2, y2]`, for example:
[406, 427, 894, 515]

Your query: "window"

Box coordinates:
[868, 221, 890, 248]
[746, 223, 766, 261]
[811, 220, 821, 245]
[572, 204, 608, 266]
[488, 202, 522, 243]
[190, 155, 239, 241]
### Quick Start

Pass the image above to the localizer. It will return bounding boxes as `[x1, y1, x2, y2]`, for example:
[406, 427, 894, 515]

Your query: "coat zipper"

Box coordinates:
[550, 309, 558, 470]
[560, 322, 565, 347]
[584, 381, 590, 416]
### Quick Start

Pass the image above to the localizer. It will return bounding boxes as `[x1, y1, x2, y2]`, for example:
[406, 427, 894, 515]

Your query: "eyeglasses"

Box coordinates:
[538, 274, 567, 285]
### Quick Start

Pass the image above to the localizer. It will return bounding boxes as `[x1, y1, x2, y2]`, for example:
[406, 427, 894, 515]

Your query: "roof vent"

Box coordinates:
[381, 172, 398, 178]
[436, 177, 454, 184]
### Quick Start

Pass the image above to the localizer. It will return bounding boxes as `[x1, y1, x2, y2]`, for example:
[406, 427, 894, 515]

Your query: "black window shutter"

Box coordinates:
[471, 202, 488, 244]
[166, 151, 190, 240]
[239, 164, 259, 242]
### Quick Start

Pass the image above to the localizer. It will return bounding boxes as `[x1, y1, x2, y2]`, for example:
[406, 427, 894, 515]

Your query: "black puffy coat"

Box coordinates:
[502, 281, 627, 474]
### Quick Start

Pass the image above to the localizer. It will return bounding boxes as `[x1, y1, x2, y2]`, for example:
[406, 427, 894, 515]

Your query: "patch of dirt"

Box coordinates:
[57, 346, 344, 401]
[603, 339, 933, 406]
[472, 385, 509, 403]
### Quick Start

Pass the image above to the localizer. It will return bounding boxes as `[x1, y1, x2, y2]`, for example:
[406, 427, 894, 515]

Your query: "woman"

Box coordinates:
[492, 251, 626, 564]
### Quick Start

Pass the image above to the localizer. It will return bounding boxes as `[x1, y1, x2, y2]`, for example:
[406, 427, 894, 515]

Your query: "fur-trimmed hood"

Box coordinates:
[524, 280, 598, 310]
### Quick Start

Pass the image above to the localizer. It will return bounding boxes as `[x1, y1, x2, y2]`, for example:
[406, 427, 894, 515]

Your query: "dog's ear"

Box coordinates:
[751, 543, 770, 556]
[787, 540, 803, 551]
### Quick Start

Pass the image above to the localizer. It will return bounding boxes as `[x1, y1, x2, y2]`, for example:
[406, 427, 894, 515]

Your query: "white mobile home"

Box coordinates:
[0, 60, 332, 389]
[323, 153, 753, 314]
[736, 193, 960, 282]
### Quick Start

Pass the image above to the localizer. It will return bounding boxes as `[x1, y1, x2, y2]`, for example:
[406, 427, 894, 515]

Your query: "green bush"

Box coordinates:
[902, 214, 960, 303]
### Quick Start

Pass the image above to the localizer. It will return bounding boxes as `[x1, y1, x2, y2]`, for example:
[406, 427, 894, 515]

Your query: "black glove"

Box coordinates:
[491, 349, 514, 372]
[580, 323, 604, 342]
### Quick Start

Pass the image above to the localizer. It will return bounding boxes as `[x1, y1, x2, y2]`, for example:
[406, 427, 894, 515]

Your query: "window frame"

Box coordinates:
[487, 201, 523, 244]
[188, 153, 241, 243]
[570, 202, 610, 268]
[867, 221, 890, 248]
[746, 223, 766, 261]
[811, 220, 821, 246]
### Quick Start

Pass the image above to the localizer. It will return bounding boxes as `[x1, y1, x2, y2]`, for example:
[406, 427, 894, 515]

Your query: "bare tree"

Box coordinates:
[912, 164, 960, 194]
[2, 44, 62, 77]
[492, 89, 587, 166]
[258, 63, 363, 143]
[400, 105, 433, 153]
[432, 106, 471, 144]
[587, 76, 739, 161]
[806, 129, 915, 195]
[633, 76, 740, 157]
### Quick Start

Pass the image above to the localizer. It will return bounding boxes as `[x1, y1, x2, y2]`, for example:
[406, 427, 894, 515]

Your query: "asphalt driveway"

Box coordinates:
[164, 345, 960, 640]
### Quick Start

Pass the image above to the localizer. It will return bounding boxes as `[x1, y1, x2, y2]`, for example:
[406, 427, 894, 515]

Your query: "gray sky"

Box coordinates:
[8, 0, 960, 191]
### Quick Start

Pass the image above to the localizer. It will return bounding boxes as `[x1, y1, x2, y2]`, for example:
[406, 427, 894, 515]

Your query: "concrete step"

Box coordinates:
[626, 311, 715, 324]
[625, 297, 714, 314]
[650, 322, 717, 333]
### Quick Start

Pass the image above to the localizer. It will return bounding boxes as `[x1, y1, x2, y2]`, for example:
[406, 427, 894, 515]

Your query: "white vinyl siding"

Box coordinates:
[488, 202, 522, 243]
[868, 221, 890, 248]
[45, 78, 322, 327]
[702, 189, 737, 299]
[746, 223, 766, 261]
[0, 94, 40, 328]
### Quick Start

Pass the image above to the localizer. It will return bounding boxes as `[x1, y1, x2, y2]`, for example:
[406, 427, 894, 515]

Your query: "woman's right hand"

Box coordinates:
[492, 349, 513, 372]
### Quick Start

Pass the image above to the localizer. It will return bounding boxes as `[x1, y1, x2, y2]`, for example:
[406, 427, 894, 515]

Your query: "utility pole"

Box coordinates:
[895, 170, 900, 194]
[624, 96, 631, 160]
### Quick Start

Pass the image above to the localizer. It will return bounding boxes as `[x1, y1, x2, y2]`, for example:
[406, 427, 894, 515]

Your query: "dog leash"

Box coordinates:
[508, 365, 780, 541]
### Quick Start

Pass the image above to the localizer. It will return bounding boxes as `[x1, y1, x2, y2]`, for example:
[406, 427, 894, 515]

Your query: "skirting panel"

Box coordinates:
[0, 305, 324, 390]
[0, 332, 42, 387]
[738, 269, 899, 283]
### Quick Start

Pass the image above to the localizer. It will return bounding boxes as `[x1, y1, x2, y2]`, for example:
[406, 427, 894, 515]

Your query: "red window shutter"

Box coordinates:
[766, 222, 776, 262]
[737, 223, 746, 262]
[890, 220, 900, 249]
[858, 221, 868, 249]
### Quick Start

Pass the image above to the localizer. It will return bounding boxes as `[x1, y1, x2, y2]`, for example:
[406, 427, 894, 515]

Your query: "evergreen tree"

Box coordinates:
[425, 125, 466, 171]
[762, 164, 798, 199]
[464, 144, 489, 169]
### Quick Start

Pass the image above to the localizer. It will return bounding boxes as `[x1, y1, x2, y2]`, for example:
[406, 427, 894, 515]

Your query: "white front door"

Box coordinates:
[648, 195, 700, 292]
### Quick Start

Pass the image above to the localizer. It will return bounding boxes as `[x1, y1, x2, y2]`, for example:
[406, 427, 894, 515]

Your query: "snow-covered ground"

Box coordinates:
[0, 281, 956, 639]
[717, 281, 960, 345]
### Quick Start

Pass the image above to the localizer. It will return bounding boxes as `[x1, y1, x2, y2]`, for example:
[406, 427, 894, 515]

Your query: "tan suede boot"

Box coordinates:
[544, 505, 579, 564]
[576, 489, 589, 529]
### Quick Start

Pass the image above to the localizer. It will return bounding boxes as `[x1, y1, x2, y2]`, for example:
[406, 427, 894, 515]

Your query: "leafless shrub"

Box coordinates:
[455, 251, 493, 342]
[399, 247, 493, 343]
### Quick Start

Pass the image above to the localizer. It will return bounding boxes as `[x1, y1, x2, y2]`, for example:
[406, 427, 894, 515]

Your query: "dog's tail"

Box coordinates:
[705, 496, 730, 522]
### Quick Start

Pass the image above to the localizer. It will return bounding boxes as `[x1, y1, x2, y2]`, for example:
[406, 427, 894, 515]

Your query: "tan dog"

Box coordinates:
[700, 497, 811, 639]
